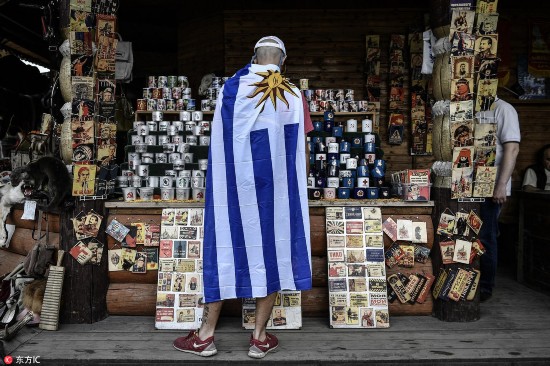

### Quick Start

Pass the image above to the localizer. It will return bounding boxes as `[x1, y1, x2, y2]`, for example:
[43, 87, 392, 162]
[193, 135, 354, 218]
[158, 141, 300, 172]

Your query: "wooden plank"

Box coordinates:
[3, 228, 60, 256]
[106, 284, 329, 318]
[0, 249, 26, 276]
[59, 199, 108, 324]
[6, 209, 61, 232]
[107, 283, 156, 316]
[109, 269, 158, 284]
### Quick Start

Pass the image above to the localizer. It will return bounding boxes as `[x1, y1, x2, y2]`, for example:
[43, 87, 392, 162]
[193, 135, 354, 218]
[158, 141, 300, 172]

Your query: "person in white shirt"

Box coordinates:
[476, 97, 520, 302]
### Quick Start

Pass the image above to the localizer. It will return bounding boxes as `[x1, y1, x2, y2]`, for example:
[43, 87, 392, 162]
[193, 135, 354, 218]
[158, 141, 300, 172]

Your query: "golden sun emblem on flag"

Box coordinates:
[248, 70, 298, 111]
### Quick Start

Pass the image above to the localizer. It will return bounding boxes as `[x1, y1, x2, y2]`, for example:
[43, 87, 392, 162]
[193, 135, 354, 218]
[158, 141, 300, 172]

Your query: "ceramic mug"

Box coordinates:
[176, 188, 191, 200]
[138, 187, 154, 201]
[160, 176, 173, 188]
[160, 187, 174, 201]
[122, 187, 136, 201]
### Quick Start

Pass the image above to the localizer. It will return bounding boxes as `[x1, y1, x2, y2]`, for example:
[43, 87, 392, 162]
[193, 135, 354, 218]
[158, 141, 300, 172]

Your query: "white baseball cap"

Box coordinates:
[254, 36, 286, 56]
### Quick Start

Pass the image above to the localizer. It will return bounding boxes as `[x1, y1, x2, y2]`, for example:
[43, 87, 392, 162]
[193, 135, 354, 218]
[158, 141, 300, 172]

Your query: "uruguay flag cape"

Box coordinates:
[203, 63, 312, 302]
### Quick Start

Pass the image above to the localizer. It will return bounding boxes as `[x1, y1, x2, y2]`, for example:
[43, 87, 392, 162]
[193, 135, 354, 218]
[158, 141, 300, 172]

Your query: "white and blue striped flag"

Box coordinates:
[203, 63, 312, 302]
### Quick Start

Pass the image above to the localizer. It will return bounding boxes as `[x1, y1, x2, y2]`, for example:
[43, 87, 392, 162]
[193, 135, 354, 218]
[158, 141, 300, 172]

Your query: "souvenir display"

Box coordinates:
[326, 207, 389, 328]
[242, 291, 302, 330]
[67, 2, 119, 198]
[432, 204, 485, 302]
[445, 2, 500, 199]
[306, 109, 384, 200]
[155, 208, 205, 329]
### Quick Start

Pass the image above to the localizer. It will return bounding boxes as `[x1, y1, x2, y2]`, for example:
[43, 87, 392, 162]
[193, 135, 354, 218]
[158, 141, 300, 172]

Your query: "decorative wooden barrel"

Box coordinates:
[60, 120, 73, 164]
[432, 113, 452, 162]
[432, 25, 450, 40]
[432, 56, 443, 101]
[439, 52, 452, 99]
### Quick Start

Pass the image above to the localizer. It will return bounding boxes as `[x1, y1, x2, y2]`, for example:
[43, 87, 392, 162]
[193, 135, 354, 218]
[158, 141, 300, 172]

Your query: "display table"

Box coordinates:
[105, 199, 434, 317]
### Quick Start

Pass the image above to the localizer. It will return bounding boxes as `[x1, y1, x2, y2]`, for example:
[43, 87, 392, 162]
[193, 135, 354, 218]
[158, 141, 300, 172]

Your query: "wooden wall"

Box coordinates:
[177, 12, 225, 96]
[1, 209, 60, 276]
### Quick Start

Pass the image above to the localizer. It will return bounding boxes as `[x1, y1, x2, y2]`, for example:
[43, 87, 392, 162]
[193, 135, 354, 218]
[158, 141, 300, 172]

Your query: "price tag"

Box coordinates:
[21, 200, 37, 220]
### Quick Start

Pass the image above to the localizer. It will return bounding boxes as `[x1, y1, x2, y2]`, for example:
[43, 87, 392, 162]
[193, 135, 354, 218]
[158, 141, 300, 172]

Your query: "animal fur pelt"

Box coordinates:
[22, 279, 46, 314]
[0, 180, 25, 247]
[10, 156, 71, 212]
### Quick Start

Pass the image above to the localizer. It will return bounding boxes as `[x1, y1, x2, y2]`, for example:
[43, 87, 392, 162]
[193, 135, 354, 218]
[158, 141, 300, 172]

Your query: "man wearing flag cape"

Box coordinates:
[174, 36, 313, 359]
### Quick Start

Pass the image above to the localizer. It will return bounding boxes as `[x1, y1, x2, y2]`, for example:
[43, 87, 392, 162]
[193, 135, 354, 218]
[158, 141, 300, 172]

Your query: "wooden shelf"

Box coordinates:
[105, 199, 434, 209]
[309, 112, 375, 116]
[135, 111, 214, 115]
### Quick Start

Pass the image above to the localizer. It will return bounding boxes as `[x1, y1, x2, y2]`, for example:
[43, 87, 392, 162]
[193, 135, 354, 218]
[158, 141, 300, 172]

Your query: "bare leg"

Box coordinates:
[198, 300, 223, 339]
[252, 292, 277, 341]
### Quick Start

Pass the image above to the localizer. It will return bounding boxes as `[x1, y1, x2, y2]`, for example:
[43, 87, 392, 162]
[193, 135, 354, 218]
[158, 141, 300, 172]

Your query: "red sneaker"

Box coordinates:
[173, 330, 217, 357]
[248, 332, 278, 359]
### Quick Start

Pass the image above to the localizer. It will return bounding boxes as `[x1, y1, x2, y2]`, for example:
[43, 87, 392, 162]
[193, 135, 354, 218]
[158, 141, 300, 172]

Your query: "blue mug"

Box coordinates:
[313, 121, 324, 132]
[364, 142, 376, 153]
[332, 126, 343, 137]
[340, 141, 351, 153]
[353, 188, 366, 199]
[337, 188, 350, 199]
[366, 187, 379, 199]
[357, 165, 369, 177]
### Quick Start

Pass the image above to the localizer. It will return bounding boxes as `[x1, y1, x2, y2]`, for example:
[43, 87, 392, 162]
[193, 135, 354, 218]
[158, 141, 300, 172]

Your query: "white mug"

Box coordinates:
[179, 111, 191, 121]
[169, 152, 181, 163]
[362, 119, 373, 133]
[192, 177, 205, 188]
[192, 188, 205, 201]
[183, 153, 194, 164]
[130, 176, 142, 188]
[346, 119, 358, 133]
[137, 164, 149, 177]
[138, 187, 154, 201]
[148, 176, 159, 187]
[158, 135, 170, 145]
[151, 111, 164, 122]
[137, 125, 149, 136]
[173, 159, 185, 170]
[131, 135, 144, 145]
[327, 177, 340, 188]
[177, 176, 190, 188]
[160, 176, 173, 188]
[144, 135, 157, 146]
[192, 111, 203, 121]
[198, 159, 208, 170]
[158, 121, 170, 131]
[179, 170, 192, 177]
[160, 187, 174, 201]
[176, 188, 190, 200]
[346, 158, 358, 170]
[122, 187, 136, 201]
